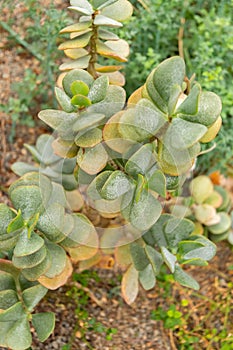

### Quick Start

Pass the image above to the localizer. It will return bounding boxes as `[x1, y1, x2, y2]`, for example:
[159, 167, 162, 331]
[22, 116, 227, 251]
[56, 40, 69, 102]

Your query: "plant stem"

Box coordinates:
[87, 12, 99, 79]
[0, 20, 43, 61]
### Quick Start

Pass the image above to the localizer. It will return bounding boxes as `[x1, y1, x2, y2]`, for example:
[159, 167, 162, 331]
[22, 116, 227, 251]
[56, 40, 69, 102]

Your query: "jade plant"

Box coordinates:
[0, 0, 231, 348]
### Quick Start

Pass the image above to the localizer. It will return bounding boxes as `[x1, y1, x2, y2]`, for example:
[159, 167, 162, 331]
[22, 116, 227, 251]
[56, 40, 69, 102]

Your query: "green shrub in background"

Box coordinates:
[120, 0, 233, 174]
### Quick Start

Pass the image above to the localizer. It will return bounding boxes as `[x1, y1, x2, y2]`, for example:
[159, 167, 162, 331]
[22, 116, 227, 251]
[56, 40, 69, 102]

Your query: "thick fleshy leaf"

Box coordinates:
[76, 144, 108, 175]
[101, 171, 133, 200]
[96, 40, 127, 62]
[58, 32, 92, 50]
[215, 186, 230, 211]
[70, 80, 89, 96]
[0, 272, 16, 291]
[38, 256, 73, 290]
[194, 204, 217, 225]
[121, 189, 162, 231]
[88, 85, 126, 118]
[190, 176, 214, 204]
[87, 171, 113, 200]
[52, 138, 78, 158]
[125, 143, 155, 177]
[94, 14, 122, 27]
[144, 245, 163, 275]
[130, 242, 150, 271]
[22, 284, 47, 311]
[54, 87, 75, 112]
[22, 254, 51, 281]
[180, 235, 216, 261]
[152, 56, 185, 104]
[59, 56, 90, 71]
[174, 265, 199, 290]
[101, 0, 133, 21]
[0, 290, 18, 310]
[98, 28, 119, 41]
[100, 71, 125, 86]
[164, 118, 207, 150]
[62, 69, 94, 97]
[148, 170, 166, 198]
[60, 21, 91, 33]
[73, 112, 105, 132]
[93, 197, 121, 218]
[6, 210, 24, 234]
[158, 142, 200, 176]
[115, 241, 132, 268]
[105, 39, 129, 58]
[103, 111, 134, 153]
[119, 99, 166, 142]
[208, 212, 231, 235]
[6, 316, 32, 350]
[64, 47, 89, 59]
[0, 301, 24, 322]
[161, 246, 176, 273]
[11, 162, 38, 177]
[0, 204, 16, 235]
[67, 244, 98, 262]
[38, 110, 77, 133]
[88, 75, 109, 103]
[93, 0, 118, 9]
[164, 218, 194, 249]
[139, 264, 156, 290]
[13, 246, 47, 269]
[200, 116, 222, 143]
[96, 64, 123, 73]
[0, 321, 15, 347]
[144, 72, 168, 113]
[44, 242, 67, 278]
[32, 312, 55, 342]
[13, 230, 44, 257]
[204, 190, 223, 208]
[121, 264, 139, 305]
[37, 203, 65, 243]
[176, 83, 201, 115]
[66, 189, 84, 211]
[35, 134, 61, 165]
[71, 94, 91, 107]
[179, 91, 222, 127]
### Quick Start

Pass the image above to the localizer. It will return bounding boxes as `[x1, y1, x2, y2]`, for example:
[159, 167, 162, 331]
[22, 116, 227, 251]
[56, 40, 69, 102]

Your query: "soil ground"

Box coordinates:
[0, 1, 233, 349]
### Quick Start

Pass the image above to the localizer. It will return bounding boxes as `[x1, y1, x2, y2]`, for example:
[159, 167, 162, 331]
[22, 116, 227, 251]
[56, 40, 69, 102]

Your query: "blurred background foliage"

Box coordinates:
[1, 0, 233, 173]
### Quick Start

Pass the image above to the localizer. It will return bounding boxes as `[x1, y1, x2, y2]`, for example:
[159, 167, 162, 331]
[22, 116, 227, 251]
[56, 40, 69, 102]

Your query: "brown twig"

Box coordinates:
[178, 17, 185, 59]
[169, 329, 178, 350]
[72, 281, 106, 308]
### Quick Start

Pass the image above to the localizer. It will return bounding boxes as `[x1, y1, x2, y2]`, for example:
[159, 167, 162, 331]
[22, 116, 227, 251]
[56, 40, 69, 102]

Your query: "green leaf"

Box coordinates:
[168, 84, 182, 116]
[0, 204, 16, 235]
[119, 99, 166, 142]
[68, 1, 93, 15]
[0, 320, 15, 347]
[152, 56, 185, 104]
[179, 91, 222, 127]
[144, 245, 163, 275]
[60, 20, 91, 33]
[0, 290, 18, 310]
[0, 302, 25, 322]
[101, 171, 133, 200]
[121, 264, 139, 304]
[180, 235, 216, 261]
[88, 75, 109, 103]
[176, 83, 201, 115]
[6, 316, 32, 350]
[164, 218, 195, 249]
[0, 272, 16, 291]
[164, 118, 207, 150]
[13, 245, 47, 269]
[37, 203, 66, 243]
[101, 0, 133, 21]
[125, 143, 155, 177]
[71, 94, 92, 107]
[174, 265, 200, 290]
[62, 69, 94, 97]
[94, 0, 118, 10]
[32, 312, 55, 342]
[7, 210, 24, 234]
[144, 71, 168, 113]
[76, 143, 108, 175]
[22, 254, 51, 281]
[13, 230, 44, 257]
[43, 242, 67, 278]
[130, 242, 150, 271]
[94, 14, 122, 28]
[73, 111, 105, 132]
[190, 175, 214, 204]
[87, 171, 113, 200]
[54, 87, 75, 113]
[121, 189, 162, 231]
[38, 109, 77, 133]
[148, 170, 166, 198]
[22, 284, 47, 311]
[58, 32, 92, 50]
[139, 264, 156, 290]
[98, 28, 119, 41]
[11, 162, 38, 177]
[64, 47, 89, 60]
[75, 128, 102, 148]
[208, 212, 231, 235]
[70, 80, 89, 96]
[161, 246, 177, 273]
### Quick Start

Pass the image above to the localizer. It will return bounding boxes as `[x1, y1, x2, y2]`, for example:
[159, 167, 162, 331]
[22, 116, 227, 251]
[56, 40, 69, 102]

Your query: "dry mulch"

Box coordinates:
[0, 1, 233, 350]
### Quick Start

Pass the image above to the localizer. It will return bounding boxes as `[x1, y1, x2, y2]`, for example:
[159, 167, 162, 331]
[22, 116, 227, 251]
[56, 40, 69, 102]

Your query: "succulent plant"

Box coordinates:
[0, 0, 229, 348]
